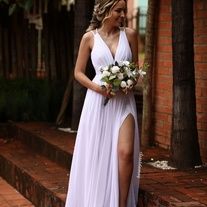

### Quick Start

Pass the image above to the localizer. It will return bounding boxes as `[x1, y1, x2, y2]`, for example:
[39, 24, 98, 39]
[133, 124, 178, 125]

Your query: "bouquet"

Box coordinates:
[100, 60, 146, 105]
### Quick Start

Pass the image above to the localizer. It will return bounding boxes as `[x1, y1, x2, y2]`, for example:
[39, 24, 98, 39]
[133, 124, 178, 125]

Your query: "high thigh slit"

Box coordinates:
[65, 28, 141, 207]
[118, 113, 135, 207]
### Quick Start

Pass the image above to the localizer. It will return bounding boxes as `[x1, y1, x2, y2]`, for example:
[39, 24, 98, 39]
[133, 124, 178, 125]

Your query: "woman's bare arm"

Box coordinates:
[74, 32, 108, 97]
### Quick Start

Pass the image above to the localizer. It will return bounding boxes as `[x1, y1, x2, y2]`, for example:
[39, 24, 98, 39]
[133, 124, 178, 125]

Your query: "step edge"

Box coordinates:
[0, 151, 66, 207]
[9, 122, 73, 170]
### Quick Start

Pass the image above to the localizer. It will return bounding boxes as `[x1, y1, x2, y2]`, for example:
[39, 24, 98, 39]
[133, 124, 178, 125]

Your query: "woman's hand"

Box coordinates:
[94, 84, 114, 98]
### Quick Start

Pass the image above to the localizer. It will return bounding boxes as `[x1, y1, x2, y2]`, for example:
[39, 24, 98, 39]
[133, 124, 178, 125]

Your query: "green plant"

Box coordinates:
[0, 77, 65, 122]
[0, 0, 33, 15]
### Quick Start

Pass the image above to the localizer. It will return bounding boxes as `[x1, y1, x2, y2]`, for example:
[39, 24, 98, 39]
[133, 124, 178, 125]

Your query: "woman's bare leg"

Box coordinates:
[118, 114, 135, 207]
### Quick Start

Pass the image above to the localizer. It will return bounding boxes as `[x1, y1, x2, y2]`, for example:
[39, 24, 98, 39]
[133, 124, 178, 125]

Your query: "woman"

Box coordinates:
[65, 0, 141, 206]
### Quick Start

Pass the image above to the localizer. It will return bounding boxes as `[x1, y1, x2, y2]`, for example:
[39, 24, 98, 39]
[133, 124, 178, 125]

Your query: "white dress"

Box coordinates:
[65, 28, 140, 207]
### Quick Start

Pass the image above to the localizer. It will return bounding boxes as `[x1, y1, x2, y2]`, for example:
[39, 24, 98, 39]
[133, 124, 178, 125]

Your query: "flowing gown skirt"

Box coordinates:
[65, 29, 140, 207]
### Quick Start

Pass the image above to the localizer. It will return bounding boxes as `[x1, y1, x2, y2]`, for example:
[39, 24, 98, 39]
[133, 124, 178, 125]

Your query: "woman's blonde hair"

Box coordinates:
[86, 0, 127, 32]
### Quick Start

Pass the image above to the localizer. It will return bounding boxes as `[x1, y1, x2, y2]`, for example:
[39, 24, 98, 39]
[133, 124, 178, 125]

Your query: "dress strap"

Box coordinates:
[91, 29, 98, 36]
[91, 30, 95, 36]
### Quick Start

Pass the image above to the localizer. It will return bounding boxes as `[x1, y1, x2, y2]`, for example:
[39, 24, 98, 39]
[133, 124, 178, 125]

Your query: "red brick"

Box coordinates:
[159, 21, 171, 28]
[158, 28, 172, 37]
[0, 177, 34, 207]
[197, 97, 207, 105]
[156, 73, 172, 81]
[157, 52, 172, 62]
[158, 37, 172, 45]
[157, 68, 171, 76]
[158, 45, 172, 53]
[197, 112, 207, 122]
[196, 87, 202, 97]
[196, 87, 207, 97]
[194, 2, 206, 11]
[156, 61, 172, 71]
[194, 36, 207, 44]
[196, 103, 202, 113]
[159, 14, 171, 22]
[194, 45, 207, 54]
[197, 122, 206, 130]
[195, 63, 207, 72]
[155, 88, 171, 95]
[156, 96, 171, 105]
[156, 75, 172, 88]
[154, 137, 170, 148]
[196, 71, 207, 80]
[159, 2, 171, 14]
[195, 27, 207, 35]
[154, 0, 207, 163]
[196, 80, 207, 87]
[155, 104, 172, 114]
[154, 112, 170, 122]
[194, 19, 206, 28]
[194, 10, 207, 19]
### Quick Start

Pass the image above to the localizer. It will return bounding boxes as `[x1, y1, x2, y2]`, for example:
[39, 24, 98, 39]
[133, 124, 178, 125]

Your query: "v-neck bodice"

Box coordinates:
[96, 29, 121, 60]
[91, 28, 132, 75]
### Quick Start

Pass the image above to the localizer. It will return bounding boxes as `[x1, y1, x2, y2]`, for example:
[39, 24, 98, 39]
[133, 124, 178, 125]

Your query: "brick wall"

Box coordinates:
[154, 0, 172, 148]
[154, 0, 207, 162]
[194, 0, 207, 162]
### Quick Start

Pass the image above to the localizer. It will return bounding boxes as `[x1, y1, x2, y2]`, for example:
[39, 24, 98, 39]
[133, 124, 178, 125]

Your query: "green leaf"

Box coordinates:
[18, 2, 25, 8]
[9, 4, 17, 16]
[109, 75, 116, 80]
[113, 79, 121, 87]
[112, 86, 119, 92]
[24, 0, 33, 11]
[101, 77, 109, 83]
[0, 0, 9, 4]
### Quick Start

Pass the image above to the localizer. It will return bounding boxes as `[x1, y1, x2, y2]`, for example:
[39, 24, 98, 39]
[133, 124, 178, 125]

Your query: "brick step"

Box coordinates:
[8, 121, 75, 170]
[0, 139, 68, 207]
[138, 147, 207, 207]
[0, 176, 35, 207]
[2, 123, 207, 207]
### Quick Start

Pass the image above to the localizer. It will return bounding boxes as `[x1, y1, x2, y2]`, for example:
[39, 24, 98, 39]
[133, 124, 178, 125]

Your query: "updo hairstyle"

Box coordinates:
[86, 0, 126, 32]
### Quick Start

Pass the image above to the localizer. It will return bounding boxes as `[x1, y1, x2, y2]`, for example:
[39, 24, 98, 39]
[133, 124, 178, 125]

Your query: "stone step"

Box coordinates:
[8, 121, 75, 170]
[0, 176, 35, 207]
[0, 139, 69, 207]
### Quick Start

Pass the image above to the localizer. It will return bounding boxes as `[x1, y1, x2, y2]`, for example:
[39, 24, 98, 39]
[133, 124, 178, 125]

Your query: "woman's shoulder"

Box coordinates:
[124, 27, 138, 38]
[82, 30, 94, 41]
[81, 30, 95, 48]
[123, 27, 138, 45]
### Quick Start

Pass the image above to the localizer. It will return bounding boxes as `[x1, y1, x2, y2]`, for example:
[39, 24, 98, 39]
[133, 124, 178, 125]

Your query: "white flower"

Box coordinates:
[120, 60, 130, 66]
[102, 70, 110, 78]
[111, 66, 120, 74]
[132, 70, 138, 76]
[138, 69, 146, 78]
[102, 66, 109, 71]
[127, 79, 134, 86]
[103, 82, 109, 87]
[120, 81, 127, 88]
[125, 68, 133, 77]
[109, 75, 116, 80]
[117, 73, 124, 80]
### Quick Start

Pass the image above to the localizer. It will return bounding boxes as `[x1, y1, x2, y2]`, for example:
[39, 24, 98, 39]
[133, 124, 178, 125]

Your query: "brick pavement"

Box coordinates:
[139, 147, 207, 207]
[1, 122, 207, 207]
[0, 176, 34, 207]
